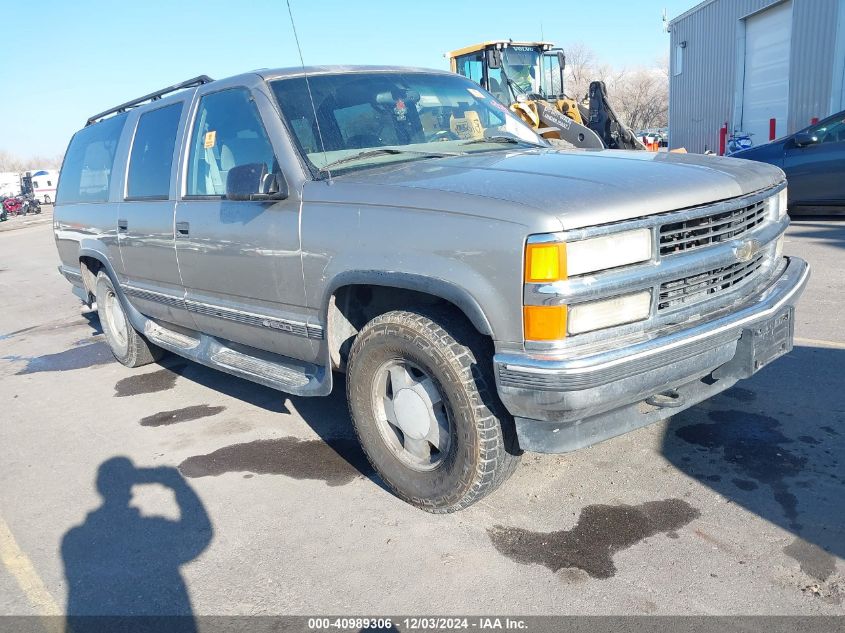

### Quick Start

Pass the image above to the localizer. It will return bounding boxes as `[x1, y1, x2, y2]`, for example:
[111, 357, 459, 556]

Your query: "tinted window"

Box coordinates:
[186, 88, 276, 196]
[56, 113, 127, 204]
[127, 103, 182, 199]
[810, 116, 845, 144]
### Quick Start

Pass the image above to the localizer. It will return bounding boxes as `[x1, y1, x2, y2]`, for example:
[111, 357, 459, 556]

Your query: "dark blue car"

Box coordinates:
[733, 111, 845, 215]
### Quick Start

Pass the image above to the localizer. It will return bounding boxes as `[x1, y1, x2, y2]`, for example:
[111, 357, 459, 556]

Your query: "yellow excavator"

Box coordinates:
[447, 40, 645, 150]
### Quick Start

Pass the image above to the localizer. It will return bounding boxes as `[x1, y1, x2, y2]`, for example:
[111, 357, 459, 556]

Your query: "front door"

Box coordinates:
[175, 86, 312, 360]
[784, 115, 845, 209]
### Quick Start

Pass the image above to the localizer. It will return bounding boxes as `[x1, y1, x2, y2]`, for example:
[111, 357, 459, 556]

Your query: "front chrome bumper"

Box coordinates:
[494, 256, 810, 453]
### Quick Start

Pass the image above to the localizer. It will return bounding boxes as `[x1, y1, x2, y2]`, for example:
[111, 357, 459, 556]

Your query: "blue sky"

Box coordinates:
[0, 0, 695, 157]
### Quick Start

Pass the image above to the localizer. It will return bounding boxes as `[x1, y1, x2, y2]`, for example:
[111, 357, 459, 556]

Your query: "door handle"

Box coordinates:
[176, 221, 190, 236]
[117, 219, 128, 231]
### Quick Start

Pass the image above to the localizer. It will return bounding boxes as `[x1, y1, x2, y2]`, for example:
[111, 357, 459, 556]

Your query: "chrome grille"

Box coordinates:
[659, 199, 767, 256]
[658, 254, 765, 312]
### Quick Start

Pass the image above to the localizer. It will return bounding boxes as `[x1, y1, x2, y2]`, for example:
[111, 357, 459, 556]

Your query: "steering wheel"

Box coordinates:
[427, 130, 459, 142]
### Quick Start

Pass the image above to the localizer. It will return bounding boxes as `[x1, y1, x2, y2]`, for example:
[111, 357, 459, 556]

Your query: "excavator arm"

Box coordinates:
[587, 81, 645, 150]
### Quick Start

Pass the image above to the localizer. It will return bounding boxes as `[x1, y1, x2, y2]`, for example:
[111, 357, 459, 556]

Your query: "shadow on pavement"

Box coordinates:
[62, 457, 212, 632]
[661, 345, 845, 560]
[788, 218, 845, 251]
[155, 357, 384, 491]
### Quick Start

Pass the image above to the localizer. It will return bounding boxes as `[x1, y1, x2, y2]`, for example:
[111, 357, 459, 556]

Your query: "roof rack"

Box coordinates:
[85, 75, 214, 126]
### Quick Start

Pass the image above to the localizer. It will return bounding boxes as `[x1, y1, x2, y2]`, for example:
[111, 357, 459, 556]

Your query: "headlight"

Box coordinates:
[770, 187, 788, 219]
[567, 291, 652, 335]
[524, 229, 652, 282]
[567, 229, 652, 276]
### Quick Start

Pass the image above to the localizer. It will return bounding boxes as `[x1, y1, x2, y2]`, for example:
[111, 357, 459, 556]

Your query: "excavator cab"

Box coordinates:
[447, 40, 644, 151]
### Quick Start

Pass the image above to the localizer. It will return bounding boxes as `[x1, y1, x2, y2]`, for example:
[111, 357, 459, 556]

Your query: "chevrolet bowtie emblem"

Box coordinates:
[734, 239, 762, 263]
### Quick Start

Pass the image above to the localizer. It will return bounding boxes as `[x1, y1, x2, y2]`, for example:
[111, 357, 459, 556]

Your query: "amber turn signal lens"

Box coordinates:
[523, 305, 568, 341]
[525, 243, 566, 283]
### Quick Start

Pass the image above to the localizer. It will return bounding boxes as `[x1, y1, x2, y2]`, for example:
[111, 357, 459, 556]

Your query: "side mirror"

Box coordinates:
[793, 131, 819, 147]
[225, 163, 288, 201]
[556, 50, 566, 70]
[486, 48, 502, 69]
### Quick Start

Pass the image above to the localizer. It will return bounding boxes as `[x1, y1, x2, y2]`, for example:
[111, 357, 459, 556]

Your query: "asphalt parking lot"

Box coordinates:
[0, 214, 843, 617]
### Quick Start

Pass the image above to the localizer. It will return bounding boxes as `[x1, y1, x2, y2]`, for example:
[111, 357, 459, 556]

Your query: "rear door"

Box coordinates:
[174, 85, 312, 360]
[784, 116, 845, 208]
[117, 100, 195, 328]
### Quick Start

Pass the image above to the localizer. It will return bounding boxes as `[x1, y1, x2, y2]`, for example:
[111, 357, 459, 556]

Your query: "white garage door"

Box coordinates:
[741, 1, 792, 143]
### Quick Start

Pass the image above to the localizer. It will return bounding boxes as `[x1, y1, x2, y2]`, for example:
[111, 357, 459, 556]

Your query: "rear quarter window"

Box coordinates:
[56, 113, 127, 204]
[126, 103, 183, 199]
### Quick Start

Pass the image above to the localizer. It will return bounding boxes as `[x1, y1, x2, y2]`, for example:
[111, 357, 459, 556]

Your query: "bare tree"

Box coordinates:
[562, 42, 596, 101]
[0, 150, 64, 172]
[613, 68, 669, 130]
[559, 42, 668, 130]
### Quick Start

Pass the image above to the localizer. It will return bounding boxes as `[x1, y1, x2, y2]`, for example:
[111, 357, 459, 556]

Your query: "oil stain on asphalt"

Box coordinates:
[140, 404, 226, 427]
[784, 537, 836, 582]
[10, 341, 112, 374]
[674, 410, 806, 530]
[488, 499, 700, 579]
[114, 365, 186, 397]
[178, 437, 374, 486]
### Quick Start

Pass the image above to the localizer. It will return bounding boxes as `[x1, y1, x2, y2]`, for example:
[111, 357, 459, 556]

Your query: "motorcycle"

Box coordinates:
[20, 195, 41, 215]
[2, 196, 23, 216]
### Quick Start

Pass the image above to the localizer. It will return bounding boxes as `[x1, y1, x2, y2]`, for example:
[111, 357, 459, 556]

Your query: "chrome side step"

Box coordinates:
[132, 317, 328, 397]
[144, 321, 200, 350]
[210, 348, 310, 389]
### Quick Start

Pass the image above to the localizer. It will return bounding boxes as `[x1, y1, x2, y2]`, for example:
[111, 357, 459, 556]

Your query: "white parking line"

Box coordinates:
[795, 336, 845, 350]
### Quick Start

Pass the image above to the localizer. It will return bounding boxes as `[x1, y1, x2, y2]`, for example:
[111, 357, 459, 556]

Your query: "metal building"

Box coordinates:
[668, 0, 845, 153]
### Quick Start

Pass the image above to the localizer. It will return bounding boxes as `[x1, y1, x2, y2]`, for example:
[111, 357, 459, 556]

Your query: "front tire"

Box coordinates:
[346, 309, 520, 513]
[95, 271, 163, 367]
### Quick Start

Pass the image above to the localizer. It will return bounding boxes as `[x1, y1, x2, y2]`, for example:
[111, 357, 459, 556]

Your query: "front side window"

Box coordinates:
[127, 102, 183, 199]
[270, 72, 543, 174]
[809, 116, 845, 144]
[56, 113, 127, 204]
[186, 88, 276, 196]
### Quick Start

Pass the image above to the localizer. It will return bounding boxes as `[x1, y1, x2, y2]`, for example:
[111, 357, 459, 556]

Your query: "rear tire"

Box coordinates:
[95, 271, 163, 367]
[346, 309, 520, 513]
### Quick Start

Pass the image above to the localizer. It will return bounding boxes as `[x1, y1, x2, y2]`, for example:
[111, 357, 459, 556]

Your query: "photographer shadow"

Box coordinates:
[62, 457, 213, 632]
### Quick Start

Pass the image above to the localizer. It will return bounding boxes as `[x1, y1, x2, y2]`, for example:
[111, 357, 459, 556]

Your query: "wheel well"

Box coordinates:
[327, 285, 486, 371]
[79, 256, 104, 300]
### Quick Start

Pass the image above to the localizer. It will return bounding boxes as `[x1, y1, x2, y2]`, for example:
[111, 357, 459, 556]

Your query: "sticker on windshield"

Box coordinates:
[203, 131, 217, 149]
[467, 88, 485, 99]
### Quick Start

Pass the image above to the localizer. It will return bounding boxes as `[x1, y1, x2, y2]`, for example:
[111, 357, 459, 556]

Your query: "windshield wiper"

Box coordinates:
[461, 135, 541, 147]
[319, 148, 461, 171]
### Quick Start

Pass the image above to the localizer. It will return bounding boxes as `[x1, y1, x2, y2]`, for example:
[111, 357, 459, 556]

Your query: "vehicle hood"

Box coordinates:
[333, 148, 785, 229]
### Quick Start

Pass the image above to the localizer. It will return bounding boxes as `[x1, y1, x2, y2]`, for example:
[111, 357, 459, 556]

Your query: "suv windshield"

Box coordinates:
[269, 72, 545, 174]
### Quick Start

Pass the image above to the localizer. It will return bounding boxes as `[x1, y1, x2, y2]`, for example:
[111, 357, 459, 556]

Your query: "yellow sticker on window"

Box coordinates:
[203, 130, 216, 149]
[467, 88, 485, 99]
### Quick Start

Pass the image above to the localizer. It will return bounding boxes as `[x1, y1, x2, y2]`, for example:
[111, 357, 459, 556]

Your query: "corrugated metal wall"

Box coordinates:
[669, 0, 842, 153]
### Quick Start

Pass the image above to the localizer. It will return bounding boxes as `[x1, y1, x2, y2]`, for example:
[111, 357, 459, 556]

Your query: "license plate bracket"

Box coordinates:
[715, 307, 795, 380]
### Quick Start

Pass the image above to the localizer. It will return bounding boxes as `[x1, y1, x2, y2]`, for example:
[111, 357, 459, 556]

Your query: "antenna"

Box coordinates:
[286, 0, 331, 180]
[662, 8, 670, 33]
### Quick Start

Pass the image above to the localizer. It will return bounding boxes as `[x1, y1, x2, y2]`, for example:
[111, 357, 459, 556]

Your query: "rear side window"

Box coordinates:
[56, 113, 127, 204]
[186, 88, 276, 196]
[126, 103, 183, 199]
